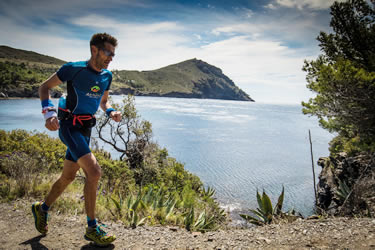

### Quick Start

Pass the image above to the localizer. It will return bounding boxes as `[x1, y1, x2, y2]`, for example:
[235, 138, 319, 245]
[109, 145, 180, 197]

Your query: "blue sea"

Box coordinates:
[0, 96, 333, 220]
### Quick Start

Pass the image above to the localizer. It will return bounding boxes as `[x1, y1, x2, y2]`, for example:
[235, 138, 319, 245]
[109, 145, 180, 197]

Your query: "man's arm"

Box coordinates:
[39, 73, 62, 101]
[39, 73, 63, 131]
[100, 91, 121, 122]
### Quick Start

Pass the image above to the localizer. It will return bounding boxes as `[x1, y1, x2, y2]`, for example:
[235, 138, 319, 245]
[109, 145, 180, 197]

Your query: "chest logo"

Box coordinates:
[91, 86, 100, 92]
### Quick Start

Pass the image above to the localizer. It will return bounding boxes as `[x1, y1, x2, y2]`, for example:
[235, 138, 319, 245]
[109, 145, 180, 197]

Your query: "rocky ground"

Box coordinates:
[1, 199, 375, 250]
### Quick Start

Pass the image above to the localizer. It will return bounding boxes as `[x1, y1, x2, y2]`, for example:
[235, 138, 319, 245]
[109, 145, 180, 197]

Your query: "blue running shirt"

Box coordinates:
[57, 61, 112, 115]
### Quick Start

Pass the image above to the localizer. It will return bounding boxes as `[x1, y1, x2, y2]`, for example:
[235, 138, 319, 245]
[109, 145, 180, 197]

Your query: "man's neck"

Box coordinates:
[88, 58, 101, 72]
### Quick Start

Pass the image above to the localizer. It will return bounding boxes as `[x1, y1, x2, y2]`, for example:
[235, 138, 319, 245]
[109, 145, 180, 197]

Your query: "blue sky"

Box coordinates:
[0, 0, 344, 104]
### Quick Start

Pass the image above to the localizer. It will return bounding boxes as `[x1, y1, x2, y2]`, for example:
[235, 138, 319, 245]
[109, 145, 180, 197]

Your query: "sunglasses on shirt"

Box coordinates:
[101, 48, 115, 57]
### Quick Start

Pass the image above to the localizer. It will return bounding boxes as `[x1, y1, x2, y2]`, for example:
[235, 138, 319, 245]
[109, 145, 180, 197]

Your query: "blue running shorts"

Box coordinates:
[58, 120, 91, 162]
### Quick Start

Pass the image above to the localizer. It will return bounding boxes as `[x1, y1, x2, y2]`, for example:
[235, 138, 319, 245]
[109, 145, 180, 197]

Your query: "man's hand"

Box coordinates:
[45, 117, 59, 131]
[110, 111, 122, 122]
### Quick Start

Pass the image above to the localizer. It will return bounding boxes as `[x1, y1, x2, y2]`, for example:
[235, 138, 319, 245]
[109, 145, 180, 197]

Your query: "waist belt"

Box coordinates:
[58, 108, 96, 128]
[72, 114, 94, 126]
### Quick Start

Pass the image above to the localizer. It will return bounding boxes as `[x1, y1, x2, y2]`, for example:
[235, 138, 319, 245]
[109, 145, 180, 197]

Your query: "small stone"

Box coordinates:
[258, 237, 271, 244]
[192, 232, 201, 237]
[303, 230, 307, 235]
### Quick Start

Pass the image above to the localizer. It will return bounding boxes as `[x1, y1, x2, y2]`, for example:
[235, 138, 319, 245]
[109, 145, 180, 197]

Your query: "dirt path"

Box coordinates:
[1, 200, 375, 249]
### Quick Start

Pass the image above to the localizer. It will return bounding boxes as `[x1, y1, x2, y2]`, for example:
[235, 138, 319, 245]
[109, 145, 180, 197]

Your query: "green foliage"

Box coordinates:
[105, 185, 225, 230]
[336, 179, 351, 202]
[240, 187, 290, 225]
[0, 61, 63, 97]
[0, 129, 66, 173]
[302, 0, 375, 154]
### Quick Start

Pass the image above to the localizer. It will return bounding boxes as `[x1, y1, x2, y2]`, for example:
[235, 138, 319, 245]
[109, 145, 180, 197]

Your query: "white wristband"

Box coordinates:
[44, 111, 57, 121]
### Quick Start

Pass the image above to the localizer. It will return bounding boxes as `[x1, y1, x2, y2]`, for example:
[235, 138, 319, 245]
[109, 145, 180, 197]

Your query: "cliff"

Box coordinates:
[316, 152, 375, 216]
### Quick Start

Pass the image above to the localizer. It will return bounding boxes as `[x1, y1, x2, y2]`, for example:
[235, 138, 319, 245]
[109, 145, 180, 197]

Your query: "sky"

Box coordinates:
[0, 0, 345, 104]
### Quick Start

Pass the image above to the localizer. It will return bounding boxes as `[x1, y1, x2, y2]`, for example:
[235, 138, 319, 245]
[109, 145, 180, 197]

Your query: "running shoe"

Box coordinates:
[31, 201, 48, 235]
[84, 225, 116, 246]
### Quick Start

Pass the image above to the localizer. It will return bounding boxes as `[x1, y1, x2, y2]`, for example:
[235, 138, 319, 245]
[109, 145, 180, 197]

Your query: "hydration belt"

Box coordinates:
[58, 107, 96, 128]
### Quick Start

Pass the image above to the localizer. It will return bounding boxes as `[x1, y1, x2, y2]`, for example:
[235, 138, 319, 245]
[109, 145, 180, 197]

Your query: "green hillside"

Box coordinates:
[0, 46, 253, 101]
[0, 45, 66, 65]
[112, 59, 253, 101]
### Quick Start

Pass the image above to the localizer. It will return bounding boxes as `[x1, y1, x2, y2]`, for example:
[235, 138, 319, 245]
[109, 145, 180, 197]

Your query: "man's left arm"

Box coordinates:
[100, 91, 122, 122]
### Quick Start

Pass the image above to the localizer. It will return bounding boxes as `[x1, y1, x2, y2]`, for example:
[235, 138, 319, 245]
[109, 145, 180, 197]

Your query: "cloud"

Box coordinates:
[269, 0, 347, 10]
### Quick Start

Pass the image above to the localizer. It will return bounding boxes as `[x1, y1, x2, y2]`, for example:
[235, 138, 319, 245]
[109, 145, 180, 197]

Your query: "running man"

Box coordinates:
[33, 33, 121, 246]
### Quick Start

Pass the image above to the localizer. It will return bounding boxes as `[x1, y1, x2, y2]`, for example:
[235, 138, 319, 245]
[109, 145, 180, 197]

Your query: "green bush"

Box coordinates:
[0, 129, 226, 230]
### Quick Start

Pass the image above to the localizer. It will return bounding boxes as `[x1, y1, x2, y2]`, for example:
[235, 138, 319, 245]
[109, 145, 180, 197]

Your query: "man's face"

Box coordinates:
[94, 42, 115, 70]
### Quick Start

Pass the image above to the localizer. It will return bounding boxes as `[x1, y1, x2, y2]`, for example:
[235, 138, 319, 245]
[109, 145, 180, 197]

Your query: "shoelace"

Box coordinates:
[40, 211, 48, 227]
[95, 225, 108, 237]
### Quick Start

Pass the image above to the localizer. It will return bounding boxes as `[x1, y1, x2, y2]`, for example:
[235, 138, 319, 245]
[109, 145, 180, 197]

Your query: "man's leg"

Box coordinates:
[77, 153, 101, 221]
[32, 159, 80, 235]
[78, 152, 116, 246]
[44, 159, 81, 206]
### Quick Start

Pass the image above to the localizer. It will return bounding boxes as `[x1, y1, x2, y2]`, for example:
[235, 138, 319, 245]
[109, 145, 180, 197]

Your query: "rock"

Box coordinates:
[258, 237, 271, 244]
[169, 227, 179, 232]
[192, 232, 202, 237]
[317, 152, 375, 216]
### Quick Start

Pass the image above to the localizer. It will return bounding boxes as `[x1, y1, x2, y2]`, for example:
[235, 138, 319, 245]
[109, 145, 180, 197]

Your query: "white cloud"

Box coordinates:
[265, 3, 277, 10]
[271, 0, 347, 10]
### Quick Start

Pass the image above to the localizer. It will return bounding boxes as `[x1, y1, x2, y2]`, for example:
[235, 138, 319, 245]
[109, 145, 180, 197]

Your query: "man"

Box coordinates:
[33, 33, 121, 246]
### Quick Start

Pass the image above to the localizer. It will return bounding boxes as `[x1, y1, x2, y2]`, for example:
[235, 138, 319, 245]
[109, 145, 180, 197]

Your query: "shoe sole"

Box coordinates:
[84, 234, 113, 247]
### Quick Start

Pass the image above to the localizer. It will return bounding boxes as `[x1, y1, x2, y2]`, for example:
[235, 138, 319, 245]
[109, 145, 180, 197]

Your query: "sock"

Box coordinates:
[87, 216, 97, 228]
[41, 202, 49, 212]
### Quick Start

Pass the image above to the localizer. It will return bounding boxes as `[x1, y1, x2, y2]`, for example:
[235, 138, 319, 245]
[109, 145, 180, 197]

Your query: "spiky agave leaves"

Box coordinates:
[240, 186, 285, 225]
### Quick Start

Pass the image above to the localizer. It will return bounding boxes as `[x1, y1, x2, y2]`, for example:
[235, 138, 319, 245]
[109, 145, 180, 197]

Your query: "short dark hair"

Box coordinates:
[90, 33, 118, 49]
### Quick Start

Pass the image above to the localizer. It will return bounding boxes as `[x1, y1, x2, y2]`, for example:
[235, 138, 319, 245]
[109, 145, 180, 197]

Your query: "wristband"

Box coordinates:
[42, 107, 57, 120]
[41, 99, 54, 108]
[106, 108, 116, 117]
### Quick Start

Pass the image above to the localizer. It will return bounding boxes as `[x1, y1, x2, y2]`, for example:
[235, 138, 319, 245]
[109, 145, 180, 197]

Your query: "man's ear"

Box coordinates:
[90, 45, 98, 55]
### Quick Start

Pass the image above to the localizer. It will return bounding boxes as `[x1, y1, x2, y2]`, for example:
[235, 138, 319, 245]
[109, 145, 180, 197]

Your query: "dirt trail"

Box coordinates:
[1, 200, 375, 249]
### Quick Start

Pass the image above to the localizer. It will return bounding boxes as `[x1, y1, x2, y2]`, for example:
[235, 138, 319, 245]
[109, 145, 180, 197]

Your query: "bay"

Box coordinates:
[0, 96, 333, 219]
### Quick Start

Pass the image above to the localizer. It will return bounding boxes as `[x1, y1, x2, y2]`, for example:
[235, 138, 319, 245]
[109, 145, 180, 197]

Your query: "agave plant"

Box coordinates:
[240, 186, 285, 225]
[184, 207, 195, 231]
[110, 193, 124, 219]
[201, 186, 216, 202]
[336, 179, 351, 202]
[193, 210, 217, 232]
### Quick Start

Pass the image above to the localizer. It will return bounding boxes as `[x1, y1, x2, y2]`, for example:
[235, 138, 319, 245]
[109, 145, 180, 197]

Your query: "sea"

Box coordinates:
[0, 96, 334, 221]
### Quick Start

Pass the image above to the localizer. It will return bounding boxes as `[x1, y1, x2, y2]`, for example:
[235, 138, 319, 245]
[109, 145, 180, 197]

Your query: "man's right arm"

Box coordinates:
[39, 73, 63, 131]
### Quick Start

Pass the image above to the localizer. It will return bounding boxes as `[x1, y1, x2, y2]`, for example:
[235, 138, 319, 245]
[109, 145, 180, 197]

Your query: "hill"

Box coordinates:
[0, 46, 254, 101]
[0, 45, 66, 65]
[112, 59, 254, 101]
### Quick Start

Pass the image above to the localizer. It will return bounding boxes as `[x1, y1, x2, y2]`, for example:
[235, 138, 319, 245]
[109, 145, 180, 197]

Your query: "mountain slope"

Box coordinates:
[112, 58, 254, 101]
[0, 45, 66, 65]
[0, 46, 254, 101]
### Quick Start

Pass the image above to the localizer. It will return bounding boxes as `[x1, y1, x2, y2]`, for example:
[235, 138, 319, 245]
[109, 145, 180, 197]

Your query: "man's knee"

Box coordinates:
[87, 163, 101, 182]
[78, 153, 102, 182]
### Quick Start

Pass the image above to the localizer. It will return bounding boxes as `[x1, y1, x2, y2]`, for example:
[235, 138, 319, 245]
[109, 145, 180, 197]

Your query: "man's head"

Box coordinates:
[90, 33, 118, 70]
